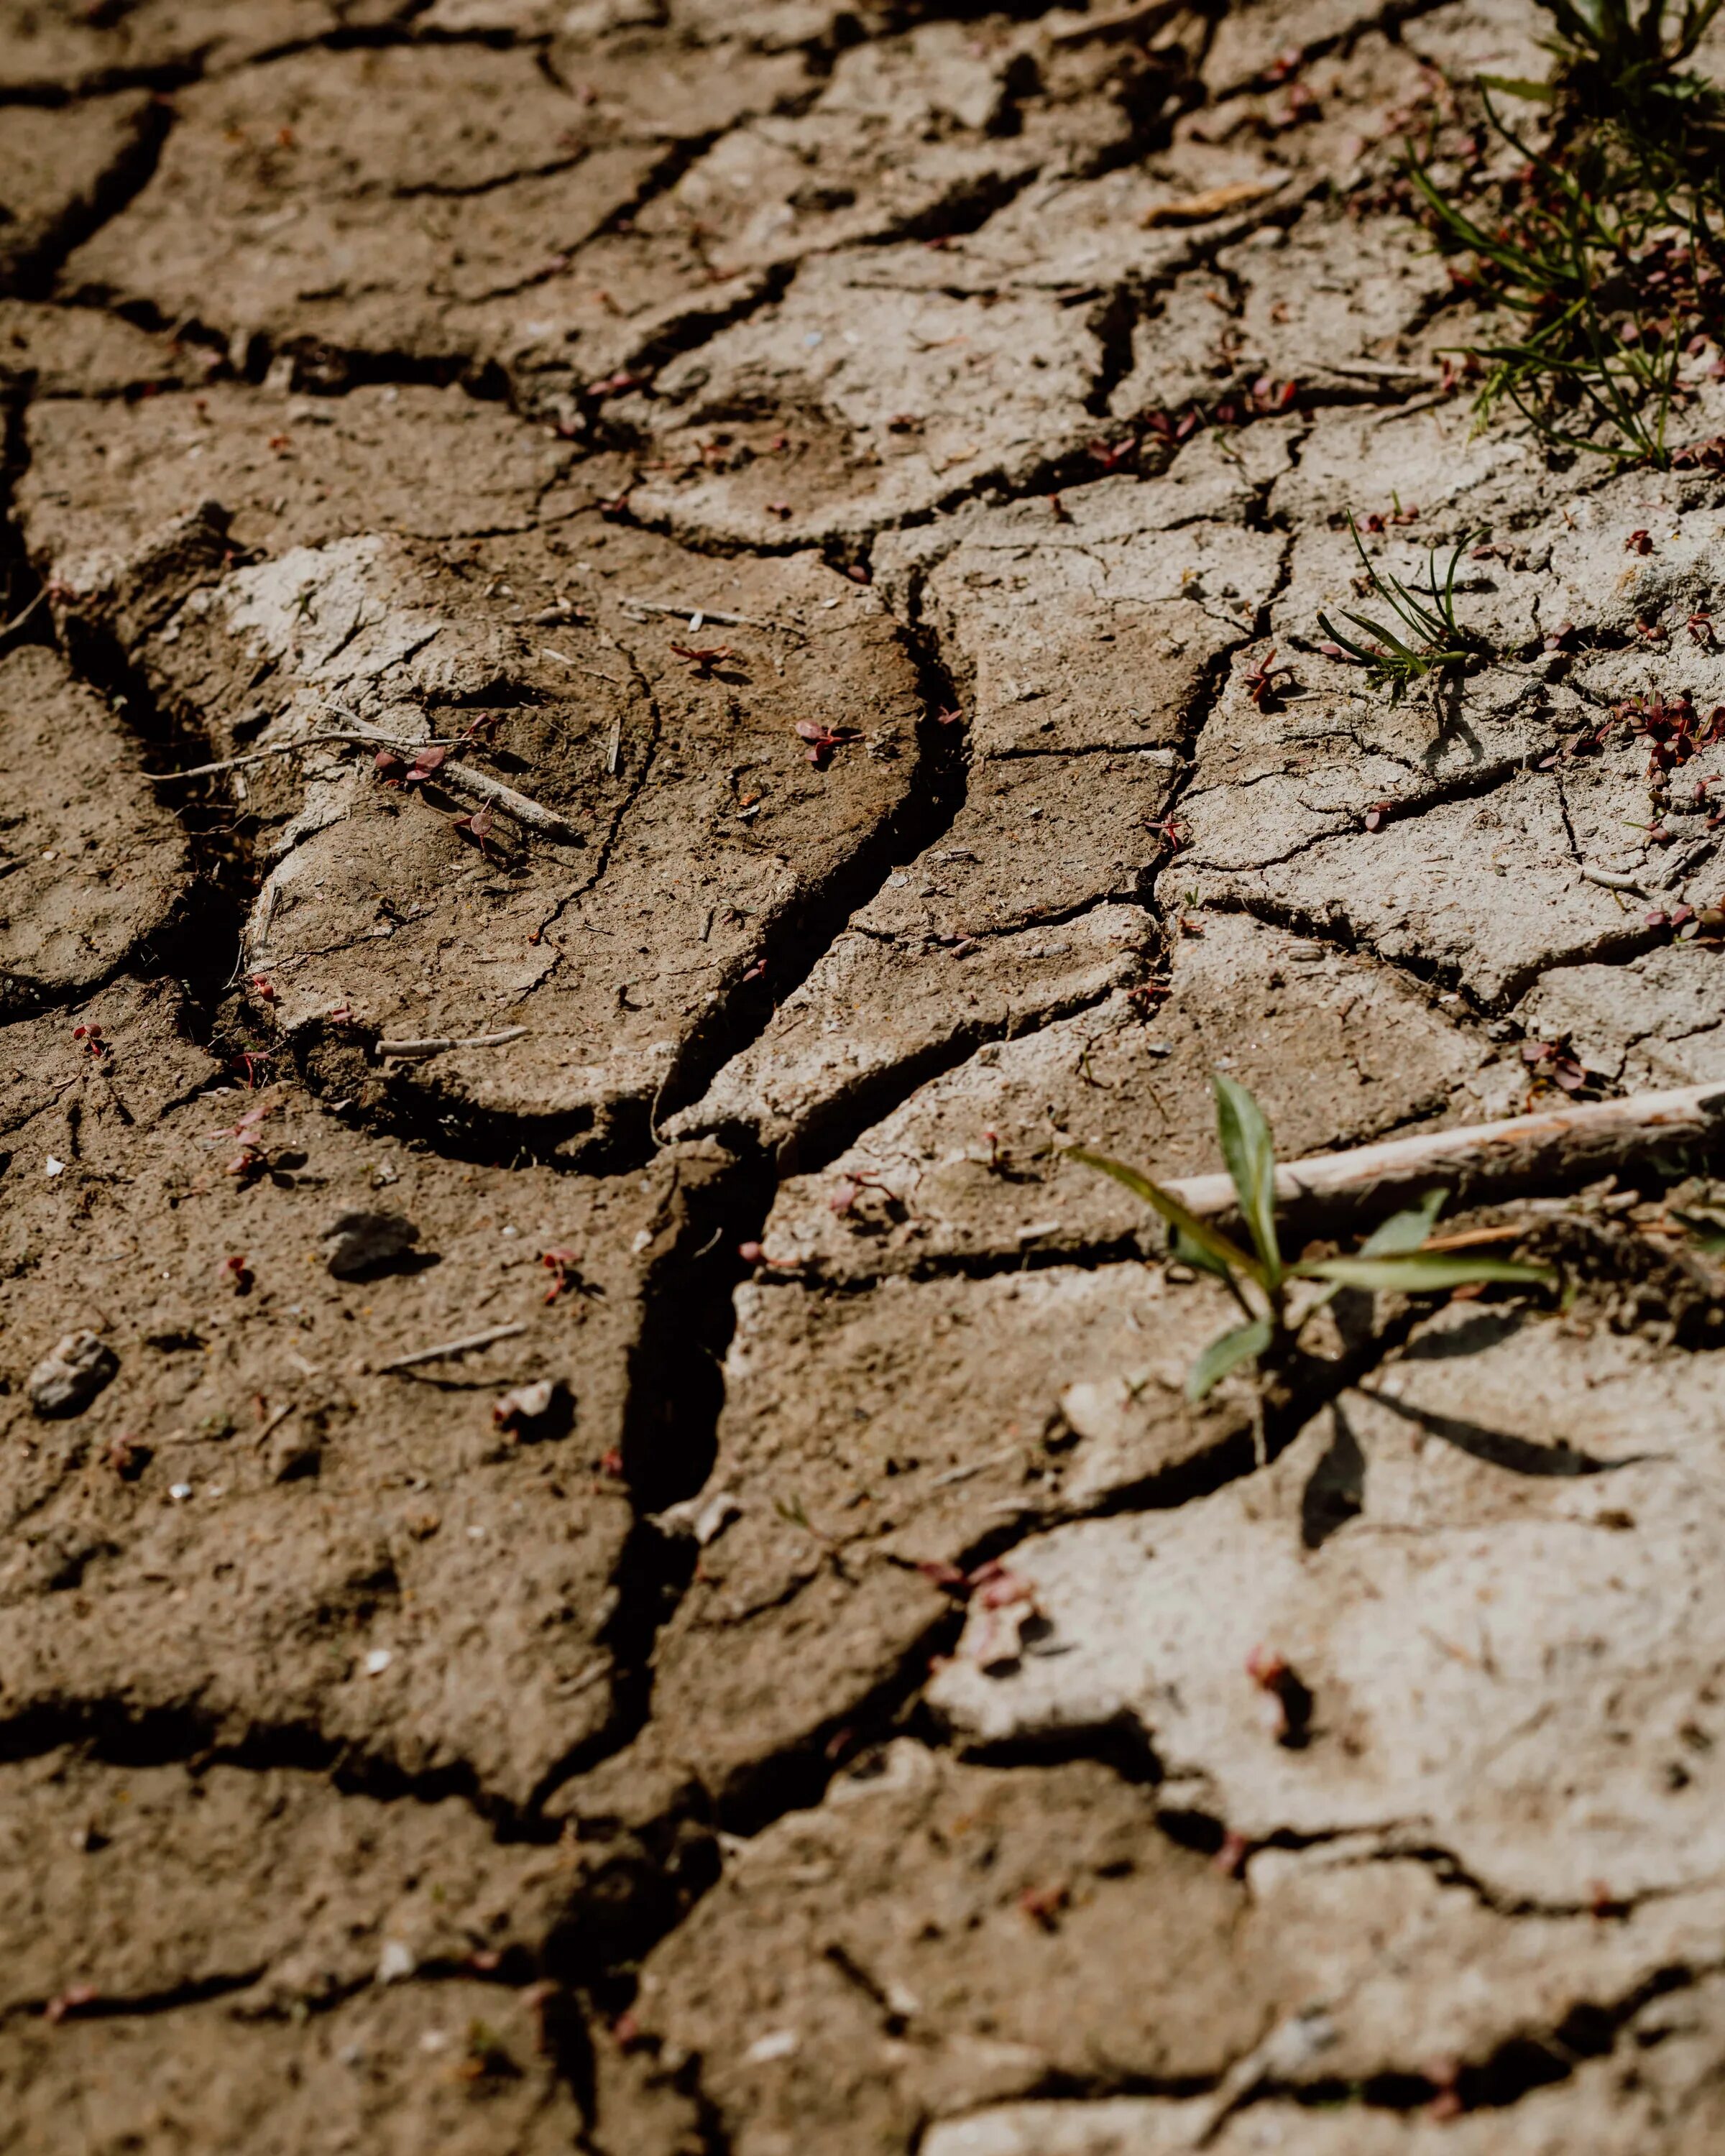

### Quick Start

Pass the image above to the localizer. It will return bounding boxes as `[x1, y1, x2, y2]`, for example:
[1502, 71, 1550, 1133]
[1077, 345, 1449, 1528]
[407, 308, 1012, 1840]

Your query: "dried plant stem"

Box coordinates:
[374, 1321, 528, 1374]
[377, 1028, 528, 1059]
[150, 719, 582, 842]
[1162, 1082, 1725, 1222]
[617, 596, 800, 635]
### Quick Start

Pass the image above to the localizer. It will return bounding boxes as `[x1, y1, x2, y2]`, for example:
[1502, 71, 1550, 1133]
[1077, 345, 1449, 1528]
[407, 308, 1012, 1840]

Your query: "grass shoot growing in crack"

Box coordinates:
[1070, 1076, 1552, 1404]
[1407, 1, 1725, 466]
[1537, 0, 1725, 116]
[1317, 517, 1481, 699]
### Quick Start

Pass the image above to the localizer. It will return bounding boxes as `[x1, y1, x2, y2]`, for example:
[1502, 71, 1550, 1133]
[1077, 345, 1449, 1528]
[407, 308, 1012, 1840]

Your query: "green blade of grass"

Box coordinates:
[1358, 1188, 1448, 1255]
[1212, 1074, 1283, 1289]
[1188, 1316, 1275, 1401]
[1064, 1146, 1266, 1286]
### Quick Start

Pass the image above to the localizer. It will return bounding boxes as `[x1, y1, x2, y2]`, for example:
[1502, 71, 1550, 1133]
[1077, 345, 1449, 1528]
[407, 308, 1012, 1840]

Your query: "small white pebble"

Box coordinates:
[364, 1648, 393, 1676]
[169, 1483, 193, 1501]
[377, 1940, 414, 1982]
[45, 1157, 65, 1178]
[501, 1225, 519, 1238]
[745, 2030, 799, 2064]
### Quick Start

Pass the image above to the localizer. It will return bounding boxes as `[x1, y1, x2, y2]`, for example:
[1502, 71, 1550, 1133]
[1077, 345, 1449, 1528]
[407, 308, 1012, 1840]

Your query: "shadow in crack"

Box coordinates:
[1301, 1401, 1366, 1548]
[1399, 1309, 1527, 1362]
[1358, 1386, 1655, 1478]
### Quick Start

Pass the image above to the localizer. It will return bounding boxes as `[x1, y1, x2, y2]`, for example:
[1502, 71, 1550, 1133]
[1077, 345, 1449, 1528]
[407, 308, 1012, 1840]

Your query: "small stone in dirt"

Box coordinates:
[492, 1378, 573, 1439]
[28, 1330, 119, 1419]
[321, 1209, 419, 1278]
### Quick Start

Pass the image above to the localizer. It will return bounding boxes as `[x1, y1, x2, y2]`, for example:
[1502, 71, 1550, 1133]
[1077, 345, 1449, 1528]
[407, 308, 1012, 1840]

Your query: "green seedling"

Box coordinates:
[1409, 92, 1710, 466]
[1405, 0, 1725, 471]
[1535, 0, 1725, 113]
[1069, 1075, 1552, 1401]
[1317, 516, 1480, 699]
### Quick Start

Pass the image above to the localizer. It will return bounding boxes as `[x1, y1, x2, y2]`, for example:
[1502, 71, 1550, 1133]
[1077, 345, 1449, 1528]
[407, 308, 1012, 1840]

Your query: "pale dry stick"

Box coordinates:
[0, 589, 49, 643]
[541, 645, 628, 686]
[376, 1026, 528, 1061]
[1581, 864, 1651, 895]
[316, 714, 583, 842]
[253, 1400, 298, 1449]
[373, 1320, 528, 1375]
[1048, 0, 1187, 43]
[617, 596, 803, 636]
[1160, 1082, 1725, 1222]
[1302, 358, 1438, 384]
[149, 731, 463, 784]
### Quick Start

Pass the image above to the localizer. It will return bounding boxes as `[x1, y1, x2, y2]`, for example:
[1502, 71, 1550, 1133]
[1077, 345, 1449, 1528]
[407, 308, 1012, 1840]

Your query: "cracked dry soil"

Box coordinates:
[8, 0, 1725, 2148]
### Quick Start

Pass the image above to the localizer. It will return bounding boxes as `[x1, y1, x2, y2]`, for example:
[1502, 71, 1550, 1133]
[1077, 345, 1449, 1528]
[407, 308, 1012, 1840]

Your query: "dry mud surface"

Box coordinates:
[6, 0, 1725, 2150]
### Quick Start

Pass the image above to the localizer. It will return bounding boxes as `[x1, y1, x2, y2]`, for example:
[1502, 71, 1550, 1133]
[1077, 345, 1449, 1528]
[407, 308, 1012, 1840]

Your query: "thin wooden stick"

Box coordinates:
[377, 1027, 528, 1059]
[373, 1320, 527, 1374]
[316, 715, 581, 841]
[617, 596, 801, 635]
[151, 715, 583, 843]
[1161, 1082, 1725, 1221]
[0, 589, 49, 642]
[147, 740, 347, 782]
[1581, 865, 1649, 895]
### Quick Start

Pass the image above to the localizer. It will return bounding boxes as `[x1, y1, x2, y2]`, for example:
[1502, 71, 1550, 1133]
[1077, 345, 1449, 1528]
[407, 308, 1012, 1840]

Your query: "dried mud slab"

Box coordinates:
[1189, 779, 1627, 1010]
[607, 1741, 1725, 2155]
[150, 536, 921, 1154]
[0, 1749, 568, 2013]
[934, 1305, 1725, 1906]
[669, 903, 1151, 1166]
[0, 1975, 584, 2156]
[883, 461, 1286, 752]
[0, 644, 190, 1016]
[626, 248, 1108, 547]
[64, 47, 672, 369]
[19, 378, 581, 565]
[1522, 946, 1725, 1087]
[0, 1, 415, 93]
[597, 1745, 1269, 2156]
[0, 300, 205, 399]
[1109, 209, 1450, 424]
[755, 911, 1504, 1279]
[0, 982, 726, 1807]
[0, 92, 159, 293]
[624, 1261, 1254, 1808]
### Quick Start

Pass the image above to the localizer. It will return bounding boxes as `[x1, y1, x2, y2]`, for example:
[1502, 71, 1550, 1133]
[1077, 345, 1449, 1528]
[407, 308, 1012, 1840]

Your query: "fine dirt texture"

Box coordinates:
[7, 0, 1725, 2150]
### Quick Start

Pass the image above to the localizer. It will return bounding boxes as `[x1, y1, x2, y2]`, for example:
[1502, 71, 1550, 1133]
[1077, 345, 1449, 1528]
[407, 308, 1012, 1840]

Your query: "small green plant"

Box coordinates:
[1537, 0, 1725, 113]
[1070, 1075, 1552, 1401]
[1409, 93, 1709, 466]
[1316, 517, 1480, 699]
[1404, 0, 1725, 469]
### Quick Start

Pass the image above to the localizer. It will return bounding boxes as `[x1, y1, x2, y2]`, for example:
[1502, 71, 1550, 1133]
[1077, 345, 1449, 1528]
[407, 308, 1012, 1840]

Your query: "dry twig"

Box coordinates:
[373, 1321, 528, 1374]
[377, 1027, 528, 1060]
[150, 717, 583, 842]
[1162, 1082, 1725, 1222]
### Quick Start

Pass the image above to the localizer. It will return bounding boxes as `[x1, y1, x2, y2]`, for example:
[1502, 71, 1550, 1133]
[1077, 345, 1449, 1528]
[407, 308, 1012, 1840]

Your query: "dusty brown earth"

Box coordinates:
[7, 0, 1725, 2150]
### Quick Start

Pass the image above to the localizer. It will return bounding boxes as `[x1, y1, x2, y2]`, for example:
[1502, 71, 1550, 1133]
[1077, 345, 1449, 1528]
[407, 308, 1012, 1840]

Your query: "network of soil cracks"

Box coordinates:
[8, 0, 1725, 2148]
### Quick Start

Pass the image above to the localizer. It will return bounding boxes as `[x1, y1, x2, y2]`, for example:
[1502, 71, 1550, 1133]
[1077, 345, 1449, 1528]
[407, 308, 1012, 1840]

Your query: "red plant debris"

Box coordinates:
[795, 719, 859, 768]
